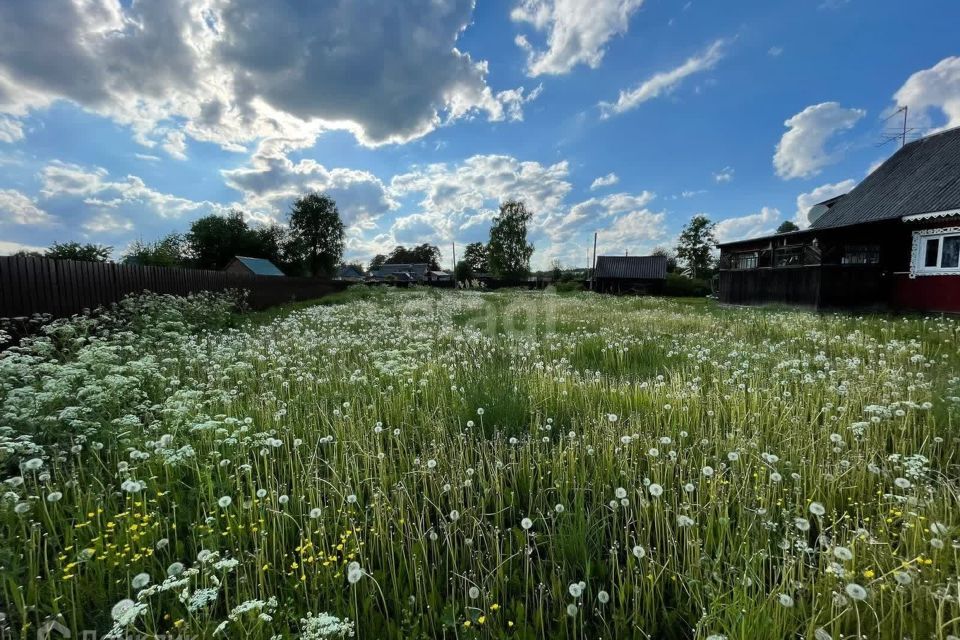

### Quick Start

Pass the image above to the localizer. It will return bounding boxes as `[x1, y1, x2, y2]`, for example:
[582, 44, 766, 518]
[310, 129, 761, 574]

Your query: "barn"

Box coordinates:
[592, 255, 668, 294]
[718, 126, 960, 313]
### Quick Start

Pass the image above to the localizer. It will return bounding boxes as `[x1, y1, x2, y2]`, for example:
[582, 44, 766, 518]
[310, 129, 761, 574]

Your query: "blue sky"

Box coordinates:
[1, 0, 959, 269]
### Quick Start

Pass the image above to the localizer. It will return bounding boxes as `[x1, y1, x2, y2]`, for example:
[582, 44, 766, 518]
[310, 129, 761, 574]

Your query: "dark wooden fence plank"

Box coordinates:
[0, 256, 348, 319]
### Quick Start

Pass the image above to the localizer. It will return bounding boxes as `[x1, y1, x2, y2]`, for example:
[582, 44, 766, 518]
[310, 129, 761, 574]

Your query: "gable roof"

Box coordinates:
[234, 256, 285, 276]
[371, 263, 430, 276]
[810, 126, 960, 230]
[594, 255, 668, 280]
[337, 265, 365, 278]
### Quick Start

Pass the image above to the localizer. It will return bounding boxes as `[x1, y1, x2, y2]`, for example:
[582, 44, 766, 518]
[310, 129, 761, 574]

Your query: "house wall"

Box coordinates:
[718, 267, 820, 306]
[893, 275, 960, 312]
[595, 278, 665, 294]
[224, 261, 251, 276]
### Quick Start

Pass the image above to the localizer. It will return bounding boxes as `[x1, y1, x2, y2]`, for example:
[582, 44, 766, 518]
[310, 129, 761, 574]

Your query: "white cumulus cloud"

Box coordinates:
[894, 56, 960, 132]
[0, 189, 56, 226]
[512, 0, 644, 76]
[714, 206, 780, 243]
[0, 0, 531, 152]
[713, 166, 734, 183]
[773, 102, 865, 179]
[794, 179, 855, 227]
[590, 173, 620, 190]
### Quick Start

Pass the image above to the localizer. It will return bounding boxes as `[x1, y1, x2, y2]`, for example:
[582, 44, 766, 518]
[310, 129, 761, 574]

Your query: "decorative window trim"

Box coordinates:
[910, 226, 960, 277]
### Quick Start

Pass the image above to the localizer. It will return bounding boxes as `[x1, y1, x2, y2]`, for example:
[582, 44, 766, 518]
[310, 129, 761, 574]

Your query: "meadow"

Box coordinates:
[1, 287, 959, 639]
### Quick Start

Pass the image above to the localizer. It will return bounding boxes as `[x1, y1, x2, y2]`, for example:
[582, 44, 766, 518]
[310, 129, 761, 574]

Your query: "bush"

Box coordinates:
[663, 273, 711, 297]
[553, 280, 584, 293]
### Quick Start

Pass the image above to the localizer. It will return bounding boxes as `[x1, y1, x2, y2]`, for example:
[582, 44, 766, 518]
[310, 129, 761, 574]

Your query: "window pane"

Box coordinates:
[924, 238, 940, 267]
[942, 236, 960, 269]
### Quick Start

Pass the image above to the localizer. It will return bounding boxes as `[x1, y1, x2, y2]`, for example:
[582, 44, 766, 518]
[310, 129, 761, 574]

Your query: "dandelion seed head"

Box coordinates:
[845, 583, 867, 601]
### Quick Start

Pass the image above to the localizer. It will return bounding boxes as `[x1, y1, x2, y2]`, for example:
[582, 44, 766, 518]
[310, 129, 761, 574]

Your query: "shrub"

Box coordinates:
[553, 280, 584, 293]
[663, 272, 711, 297]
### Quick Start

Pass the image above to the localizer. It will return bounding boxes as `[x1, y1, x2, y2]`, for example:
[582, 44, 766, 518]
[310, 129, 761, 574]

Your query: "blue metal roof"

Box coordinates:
[235, 256, 285, 276]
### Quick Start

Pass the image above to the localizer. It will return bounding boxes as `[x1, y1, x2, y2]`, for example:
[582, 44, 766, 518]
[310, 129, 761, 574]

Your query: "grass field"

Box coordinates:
[1, 287, 959, 639]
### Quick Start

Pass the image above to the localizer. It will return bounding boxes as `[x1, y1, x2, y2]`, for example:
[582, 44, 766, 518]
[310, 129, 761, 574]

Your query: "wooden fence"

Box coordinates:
[0, 256, 348, 319]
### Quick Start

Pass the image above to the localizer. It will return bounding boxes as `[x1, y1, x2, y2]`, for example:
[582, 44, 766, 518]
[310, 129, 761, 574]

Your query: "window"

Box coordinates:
[842, 245, 880, 265]
[774, 245, 803, 267]
[730, 252, 758, 270]
[912, 228, 960, 276]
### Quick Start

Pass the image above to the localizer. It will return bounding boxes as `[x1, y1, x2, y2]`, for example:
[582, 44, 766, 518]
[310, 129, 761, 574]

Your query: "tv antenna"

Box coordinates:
[876, 105, 914, 148]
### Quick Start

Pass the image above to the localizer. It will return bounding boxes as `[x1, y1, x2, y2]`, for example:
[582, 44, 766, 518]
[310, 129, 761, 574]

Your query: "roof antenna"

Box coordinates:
[877, 106, 913, 148]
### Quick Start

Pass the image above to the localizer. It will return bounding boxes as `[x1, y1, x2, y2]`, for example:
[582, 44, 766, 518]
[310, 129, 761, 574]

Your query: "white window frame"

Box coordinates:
[910, 226, 960, 277]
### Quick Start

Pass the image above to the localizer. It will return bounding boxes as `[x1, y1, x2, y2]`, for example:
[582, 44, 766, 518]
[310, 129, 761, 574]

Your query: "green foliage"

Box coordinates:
[383, 244, 441, 270]
[651, 246, 679, 272]
[462, 242, 489, 273]
[454, 259, 473, 282]
[45, 241, 112, 262]
[663, 272, 712, 297]
[675, 214, 717, 278]
[288, 193, 345, 277]
[186, 210, 270, 270]
[487, 201, 534, 278]
[553, 280, 583, 293]
[122, 233, 187, 267]
[776, 220, 800, 233]
[369, 254, 387, 271]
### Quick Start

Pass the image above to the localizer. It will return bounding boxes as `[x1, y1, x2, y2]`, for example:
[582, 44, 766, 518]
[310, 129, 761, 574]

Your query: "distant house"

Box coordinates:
[718, 126, 960, 313]
[223, 256, 286, 277]
[428, 270, 452, 282]
[592, 255, 668, 294]
[370, 263, 430, 282]
[336, 265, 366, 282]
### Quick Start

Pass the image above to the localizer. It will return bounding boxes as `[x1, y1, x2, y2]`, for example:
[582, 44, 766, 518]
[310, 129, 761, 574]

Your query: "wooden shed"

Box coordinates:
[592, 255, 668, 294]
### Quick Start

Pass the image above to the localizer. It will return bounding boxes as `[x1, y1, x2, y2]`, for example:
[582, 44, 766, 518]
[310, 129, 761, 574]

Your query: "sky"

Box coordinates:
[1, 0, 959, 270]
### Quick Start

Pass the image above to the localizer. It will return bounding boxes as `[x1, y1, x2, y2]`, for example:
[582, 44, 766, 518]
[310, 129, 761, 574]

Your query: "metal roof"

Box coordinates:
[336, 265, 366, 277]
[371, 263, 430, 276]
[594, 255, 668, 280]
[810, 125, 960, 230]
[235, 256, 285, 276]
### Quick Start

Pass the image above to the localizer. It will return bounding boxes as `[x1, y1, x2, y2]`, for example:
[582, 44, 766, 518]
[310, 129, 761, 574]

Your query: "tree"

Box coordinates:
[384, 244, 441, 270]
[186, 210, 259, 269]
[549, 258, 563, 282]
[462, 242, 489, 274]
[675, 215, 717, 279]
[369, 254, 387, 271]
[454, 259, 473, 283]
[122, 233, 187, 267]
[776, 220, 800, 234]
[46, 242, 112, 262]
[487, 201, 534, 278]
[651, 246, 679, 273]
[288, 193, 345, 277]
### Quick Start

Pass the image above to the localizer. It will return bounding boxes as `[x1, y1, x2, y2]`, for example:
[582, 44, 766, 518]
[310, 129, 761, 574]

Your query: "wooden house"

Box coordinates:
[718, 126, 960, 313]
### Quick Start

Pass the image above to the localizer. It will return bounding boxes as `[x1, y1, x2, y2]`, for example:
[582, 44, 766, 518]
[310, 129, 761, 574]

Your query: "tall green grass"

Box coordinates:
[0, 288, 957, 639]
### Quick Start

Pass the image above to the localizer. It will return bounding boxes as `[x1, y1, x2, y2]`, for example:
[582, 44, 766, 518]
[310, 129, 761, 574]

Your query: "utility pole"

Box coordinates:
[590, 232, 598, 290]
[451, 242, 456, 271]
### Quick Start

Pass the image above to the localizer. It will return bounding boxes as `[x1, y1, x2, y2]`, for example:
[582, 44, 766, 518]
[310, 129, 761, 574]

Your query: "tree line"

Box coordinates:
[13, 192, 799, 281]
[15, 193, 348, 277]
[17, 195, 539, 281]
